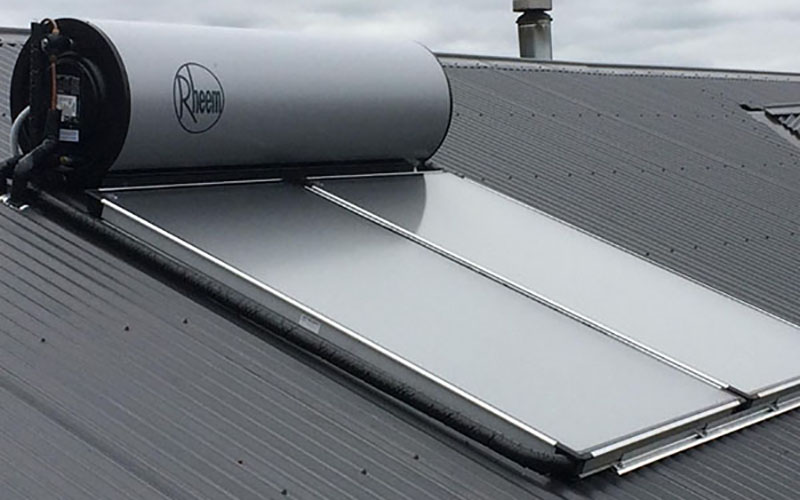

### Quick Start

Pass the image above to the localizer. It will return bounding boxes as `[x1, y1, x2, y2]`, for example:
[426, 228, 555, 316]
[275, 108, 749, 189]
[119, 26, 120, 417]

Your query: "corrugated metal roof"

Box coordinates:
[2, 30, 800, 498]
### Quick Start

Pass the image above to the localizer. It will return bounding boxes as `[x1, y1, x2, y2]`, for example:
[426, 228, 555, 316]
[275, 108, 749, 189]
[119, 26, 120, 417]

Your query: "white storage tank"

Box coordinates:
[10, 18, 452, 187]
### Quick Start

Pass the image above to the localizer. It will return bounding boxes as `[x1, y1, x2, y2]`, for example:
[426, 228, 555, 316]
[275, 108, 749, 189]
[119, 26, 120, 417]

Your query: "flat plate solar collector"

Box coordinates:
[98, 175, 762, 471]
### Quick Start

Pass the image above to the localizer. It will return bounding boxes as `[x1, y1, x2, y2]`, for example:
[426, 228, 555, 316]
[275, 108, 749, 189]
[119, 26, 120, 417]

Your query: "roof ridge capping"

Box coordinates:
[436, 53, 800, 82]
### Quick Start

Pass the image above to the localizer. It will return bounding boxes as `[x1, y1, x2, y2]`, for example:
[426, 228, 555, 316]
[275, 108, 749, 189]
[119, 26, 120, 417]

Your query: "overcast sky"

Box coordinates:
[3, 1, 799, 72]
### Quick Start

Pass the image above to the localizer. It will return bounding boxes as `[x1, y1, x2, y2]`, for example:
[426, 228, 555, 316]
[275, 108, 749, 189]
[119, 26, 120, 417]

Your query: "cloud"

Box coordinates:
[1, 1, 797, 72]
[553, 0, 800, 70]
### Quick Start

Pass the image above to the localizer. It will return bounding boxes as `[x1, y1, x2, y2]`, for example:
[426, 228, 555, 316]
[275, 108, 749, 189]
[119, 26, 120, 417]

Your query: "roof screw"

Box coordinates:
[123, 325, 130, 332]
[360, 468, 368, 475]
[40, 338, 46, 343]
[281, 489, 288, 496]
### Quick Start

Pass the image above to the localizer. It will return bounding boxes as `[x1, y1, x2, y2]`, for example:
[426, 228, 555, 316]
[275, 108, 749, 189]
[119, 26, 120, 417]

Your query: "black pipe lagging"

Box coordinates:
[0, 155, 23, 195]
[8, 138, 58, 205]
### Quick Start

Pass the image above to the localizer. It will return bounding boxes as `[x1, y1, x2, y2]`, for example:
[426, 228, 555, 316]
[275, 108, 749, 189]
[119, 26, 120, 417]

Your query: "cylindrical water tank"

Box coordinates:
[10, 19, 452, 186]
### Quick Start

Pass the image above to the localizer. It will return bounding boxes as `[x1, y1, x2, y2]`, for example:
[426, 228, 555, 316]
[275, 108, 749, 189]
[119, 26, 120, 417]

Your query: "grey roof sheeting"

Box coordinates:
[2, 30, 800, 498]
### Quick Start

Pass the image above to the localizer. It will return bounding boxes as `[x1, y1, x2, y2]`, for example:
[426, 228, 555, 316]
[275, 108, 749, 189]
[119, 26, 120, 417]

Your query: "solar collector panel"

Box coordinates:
[100, 181, 738, 459]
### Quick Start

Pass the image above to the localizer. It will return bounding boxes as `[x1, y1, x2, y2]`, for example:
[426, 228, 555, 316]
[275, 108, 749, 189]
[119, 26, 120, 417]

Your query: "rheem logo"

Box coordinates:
[173, 63, 225, 134]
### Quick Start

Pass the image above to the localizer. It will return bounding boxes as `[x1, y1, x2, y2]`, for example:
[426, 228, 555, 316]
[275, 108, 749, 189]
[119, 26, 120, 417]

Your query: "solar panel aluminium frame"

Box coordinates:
[98, 181, 739, 454]
[96, 181, 741, 476]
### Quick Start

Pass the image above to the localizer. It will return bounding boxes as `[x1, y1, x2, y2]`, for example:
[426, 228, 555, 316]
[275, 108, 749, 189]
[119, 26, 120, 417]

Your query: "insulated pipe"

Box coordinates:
[9, 105, 29, 156]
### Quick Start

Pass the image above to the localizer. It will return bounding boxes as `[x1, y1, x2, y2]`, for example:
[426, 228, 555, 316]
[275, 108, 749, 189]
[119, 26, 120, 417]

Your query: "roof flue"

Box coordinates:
[513, 0, 553, 60]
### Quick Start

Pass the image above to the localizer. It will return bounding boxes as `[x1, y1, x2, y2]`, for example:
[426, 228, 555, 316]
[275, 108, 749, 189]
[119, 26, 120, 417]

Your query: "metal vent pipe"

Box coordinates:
[513, 0, 553, 60]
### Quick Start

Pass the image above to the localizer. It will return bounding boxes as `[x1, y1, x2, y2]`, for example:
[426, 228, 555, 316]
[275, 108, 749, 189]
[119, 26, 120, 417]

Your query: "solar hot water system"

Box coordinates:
[5, 17, 800, 479]
[5, 18, 452, 191]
